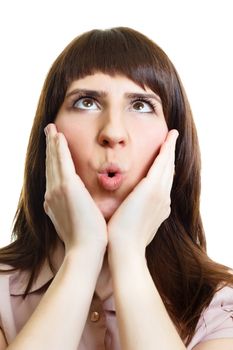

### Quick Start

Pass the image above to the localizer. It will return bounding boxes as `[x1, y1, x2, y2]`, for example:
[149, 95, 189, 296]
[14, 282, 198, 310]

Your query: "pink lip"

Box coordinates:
[97, 163, 124, 191]
[97, 173, 123, 191]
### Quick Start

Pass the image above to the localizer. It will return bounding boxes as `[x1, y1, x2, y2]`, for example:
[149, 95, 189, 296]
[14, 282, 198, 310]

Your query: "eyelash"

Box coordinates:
[71, 94, 158, 113]
[131, 97, 157, 113]
[72, 94, 98, 108]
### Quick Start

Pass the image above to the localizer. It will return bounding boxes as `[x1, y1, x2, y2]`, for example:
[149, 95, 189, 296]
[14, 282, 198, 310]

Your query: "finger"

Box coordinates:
[44, 123, 59, 189]
[158, 129, 178, 162]
[44, 125, 52, 189]
[56, 134, 86, 189]
[55, 132, 77, 181]
[164, 129, 178, 176]
[165, 131, 179, 190]
[158, 130, 178, 191]
[147, 129, 179, 181]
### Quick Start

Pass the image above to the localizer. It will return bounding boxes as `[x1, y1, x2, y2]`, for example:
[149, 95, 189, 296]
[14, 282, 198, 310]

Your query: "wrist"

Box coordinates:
[65, 243, 106, 271]
[65, 238, 107, 256]
[108, 242, 146, 271]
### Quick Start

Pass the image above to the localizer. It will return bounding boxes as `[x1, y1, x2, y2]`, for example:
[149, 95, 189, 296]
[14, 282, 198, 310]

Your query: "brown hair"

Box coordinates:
[1, 27, 232, 346]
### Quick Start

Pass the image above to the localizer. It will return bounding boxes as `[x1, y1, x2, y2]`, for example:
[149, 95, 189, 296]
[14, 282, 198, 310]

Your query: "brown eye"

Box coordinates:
[133, 101, 144, 110]
[82, 99, 94, 107]
[73, 97, 98, 110]
[131, 100, 154, 113]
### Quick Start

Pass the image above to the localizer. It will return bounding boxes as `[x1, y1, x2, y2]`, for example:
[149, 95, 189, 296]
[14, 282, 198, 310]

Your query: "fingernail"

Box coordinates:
[174, 130, 179, 140]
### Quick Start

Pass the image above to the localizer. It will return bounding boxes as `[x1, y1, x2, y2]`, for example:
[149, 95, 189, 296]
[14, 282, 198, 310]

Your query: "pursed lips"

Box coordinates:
[97, 163, 125, 191]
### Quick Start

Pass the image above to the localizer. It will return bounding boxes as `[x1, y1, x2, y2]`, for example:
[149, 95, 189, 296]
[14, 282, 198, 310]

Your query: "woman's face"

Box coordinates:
[55, 73, 168, 221]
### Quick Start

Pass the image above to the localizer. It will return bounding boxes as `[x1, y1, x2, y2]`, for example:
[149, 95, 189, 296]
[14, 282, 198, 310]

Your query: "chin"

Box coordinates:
[101, 205, 117, 223]
[103, 212, 112, 223]
[95, 197, 120, 222]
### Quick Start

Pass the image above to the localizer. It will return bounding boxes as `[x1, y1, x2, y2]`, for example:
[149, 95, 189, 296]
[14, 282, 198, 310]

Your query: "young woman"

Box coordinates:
[0, 27, 233, 350]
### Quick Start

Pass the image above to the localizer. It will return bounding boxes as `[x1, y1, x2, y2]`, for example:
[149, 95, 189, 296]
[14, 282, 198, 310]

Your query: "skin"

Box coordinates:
[2, 73, 231, 349]
[41, 83, 182, 349]
[54, 72, 170, 295]
[55, 72, 169, 222]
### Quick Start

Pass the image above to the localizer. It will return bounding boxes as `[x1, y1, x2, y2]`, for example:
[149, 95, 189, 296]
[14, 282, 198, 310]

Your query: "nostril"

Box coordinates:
[102, 139, 109, 146]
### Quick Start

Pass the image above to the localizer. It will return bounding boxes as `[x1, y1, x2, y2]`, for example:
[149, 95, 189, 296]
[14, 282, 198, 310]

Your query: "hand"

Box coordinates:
[107, 129, 179, 255]
[43, 123, 108, 253]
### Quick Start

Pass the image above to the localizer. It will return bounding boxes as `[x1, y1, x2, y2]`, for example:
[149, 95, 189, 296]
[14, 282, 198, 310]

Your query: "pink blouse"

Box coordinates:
[1, 242, 233, 349]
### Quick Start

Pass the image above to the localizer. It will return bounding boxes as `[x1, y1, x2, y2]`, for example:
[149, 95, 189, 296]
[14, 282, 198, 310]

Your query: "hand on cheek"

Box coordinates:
[107, 129, 179, 255]
[43, 123, 108, 254]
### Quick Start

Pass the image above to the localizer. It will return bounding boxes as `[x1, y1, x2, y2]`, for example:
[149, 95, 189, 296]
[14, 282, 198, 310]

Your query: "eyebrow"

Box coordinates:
[65, 89, 161, 103]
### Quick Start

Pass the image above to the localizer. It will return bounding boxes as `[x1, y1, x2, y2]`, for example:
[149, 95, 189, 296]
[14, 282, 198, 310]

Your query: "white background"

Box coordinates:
[0, 0, 232, 267]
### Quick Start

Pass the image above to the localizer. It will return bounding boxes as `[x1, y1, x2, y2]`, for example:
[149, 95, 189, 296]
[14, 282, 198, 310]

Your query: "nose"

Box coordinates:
[97, 114, 129, 148]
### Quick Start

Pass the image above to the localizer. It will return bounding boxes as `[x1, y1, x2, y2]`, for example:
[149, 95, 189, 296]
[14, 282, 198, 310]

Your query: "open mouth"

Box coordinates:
[108, 172, 116, 178]
[97, 163, 124, 191]
[97, 172, 123, 191]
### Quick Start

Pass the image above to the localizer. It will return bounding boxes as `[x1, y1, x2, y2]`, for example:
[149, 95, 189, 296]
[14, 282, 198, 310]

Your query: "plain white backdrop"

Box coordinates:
[0, 0, 232, 267]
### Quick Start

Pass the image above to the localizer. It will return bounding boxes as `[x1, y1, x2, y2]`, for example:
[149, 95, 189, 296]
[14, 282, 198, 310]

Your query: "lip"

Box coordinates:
[97, 163, 124, 191]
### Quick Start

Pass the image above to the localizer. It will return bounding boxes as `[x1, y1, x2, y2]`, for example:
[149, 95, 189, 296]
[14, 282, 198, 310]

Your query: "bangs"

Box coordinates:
[56, 27, 174, 107]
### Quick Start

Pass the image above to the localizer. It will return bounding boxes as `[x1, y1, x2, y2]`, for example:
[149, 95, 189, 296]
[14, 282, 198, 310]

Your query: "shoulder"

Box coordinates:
[188, 284, 233, 349]
[0, 264, 15, 291]
[0, 261, 54, 344]
[0, 264, 17, 342]
[202, 284, 233, 332]
[0, 263, 29, 297]
[0, 239, 64, 296]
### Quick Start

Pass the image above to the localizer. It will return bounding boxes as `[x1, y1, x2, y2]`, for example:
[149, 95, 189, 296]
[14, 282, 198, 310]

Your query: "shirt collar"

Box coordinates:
[9, 239, 65, 296]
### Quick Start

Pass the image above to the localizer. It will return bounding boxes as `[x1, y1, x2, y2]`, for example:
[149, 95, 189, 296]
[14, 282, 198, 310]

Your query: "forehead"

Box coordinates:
[66, 72, 158, 97]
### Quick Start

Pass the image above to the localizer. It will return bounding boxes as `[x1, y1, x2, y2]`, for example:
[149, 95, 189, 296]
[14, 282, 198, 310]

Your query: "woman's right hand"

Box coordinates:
[43, 123, 108, 254]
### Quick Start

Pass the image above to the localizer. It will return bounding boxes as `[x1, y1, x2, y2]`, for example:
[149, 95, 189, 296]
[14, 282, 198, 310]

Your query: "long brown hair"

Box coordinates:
[1, 27, 233, 346]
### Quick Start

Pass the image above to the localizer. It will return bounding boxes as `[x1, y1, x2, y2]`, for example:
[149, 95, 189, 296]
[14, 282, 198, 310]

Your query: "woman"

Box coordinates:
[0, 27, 233, 350]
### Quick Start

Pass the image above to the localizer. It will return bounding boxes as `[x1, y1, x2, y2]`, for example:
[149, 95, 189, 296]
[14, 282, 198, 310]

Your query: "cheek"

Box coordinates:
[55, 118, 80, 142]
[140, 124, 168, 156]
[56, 115, 92, 152]
[134, 124, 168, 176]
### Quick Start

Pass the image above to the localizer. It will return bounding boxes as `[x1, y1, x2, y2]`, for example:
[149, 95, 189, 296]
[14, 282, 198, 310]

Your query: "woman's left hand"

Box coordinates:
[107, 129, 179, 255]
